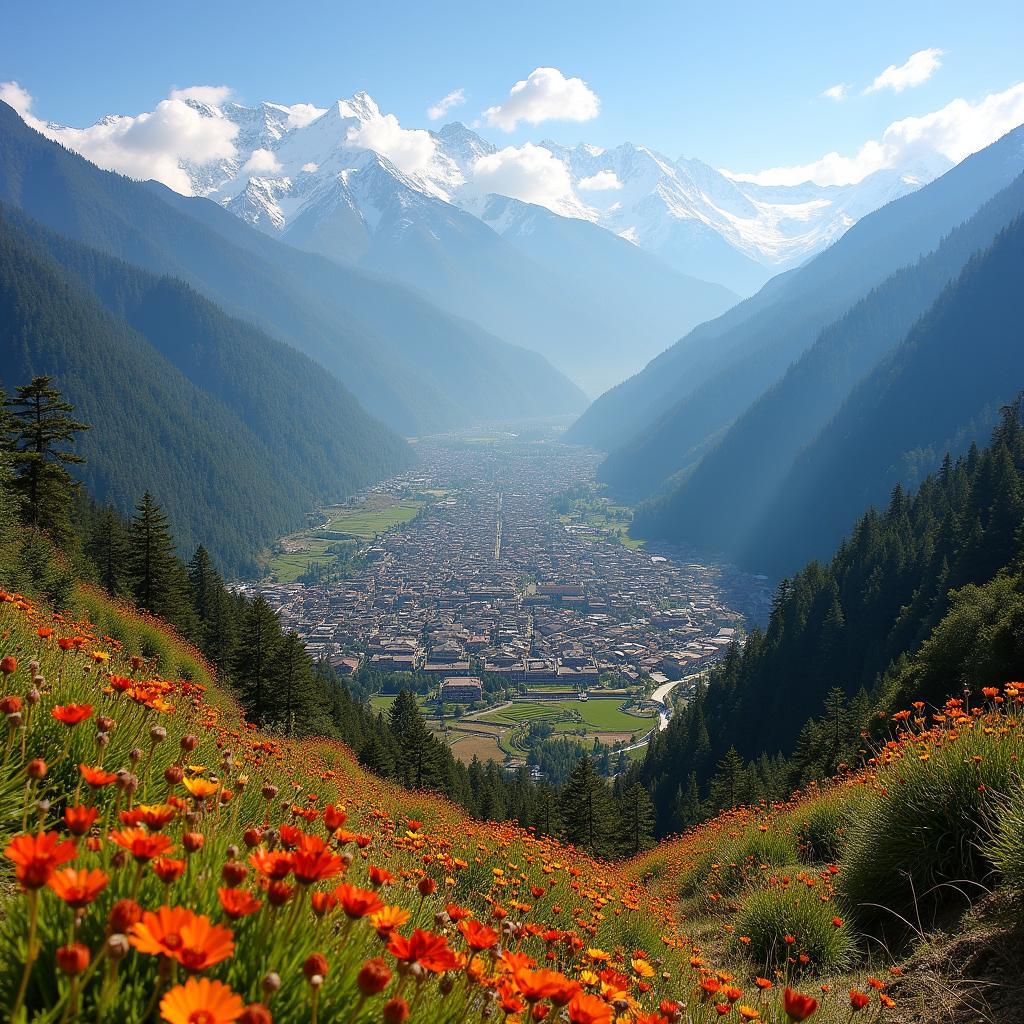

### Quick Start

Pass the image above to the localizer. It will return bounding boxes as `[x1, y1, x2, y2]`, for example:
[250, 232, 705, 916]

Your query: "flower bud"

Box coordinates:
[165, 764, 184, 785]
[261, 783, 278, 800]
[96, 716, 115, 734]
[222, 861, 248, 886]
[107, 933, 130, 960]
[25, 688, 40, 706]
[27, 758, 47, 780]
[383, 997, 410, 1024]
[56, 943, 90, 975]
[262, 972, 281, 994]
[180, 734, 198, 752]
[356, 957, 392, 996]
[150, 725, 167, 743]
[129, 746, 143, 763]
[239, 1005, 273, 1024]
[303, 953, 329, 982]
[183, 832, 205, 853]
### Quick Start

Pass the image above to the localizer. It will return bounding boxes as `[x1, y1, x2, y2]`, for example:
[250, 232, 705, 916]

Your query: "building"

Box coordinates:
[440, 677, 483, 703]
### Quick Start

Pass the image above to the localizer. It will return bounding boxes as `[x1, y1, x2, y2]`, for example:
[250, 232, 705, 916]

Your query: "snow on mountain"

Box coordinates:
[80, 90, 949, 295]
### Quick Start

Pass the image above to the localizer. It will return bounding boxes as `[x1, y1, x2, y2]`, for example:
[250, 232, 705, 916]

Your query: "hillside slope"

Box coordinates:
[0, 101, 584, 435]
[635, 172, 1024, 554]
[0, 211, 402, 573]
[569, 124, 1024, 465]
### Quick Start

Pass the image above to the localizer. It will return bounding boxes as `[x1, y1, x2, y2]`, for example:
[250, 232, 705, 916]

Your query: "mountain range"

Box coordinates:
[38, 92, 950, 392]
[576, 123, 1024, 574]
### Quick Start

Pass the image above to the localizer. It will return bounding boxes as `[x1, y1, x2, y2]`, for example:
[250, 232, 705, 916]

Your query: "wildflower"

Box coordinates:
[738, 1008, 761, 1021]
[369, 864, 395, 887]
[754, 978, 773, 991]
[458, 918, 500, 951]
[849, 990, 870, 1011]
[56, 943, 90, 976]
[5, 831, 77, 888]
[333, 882, 385, 919]
[382, 997, 409, 1024]
[783, 988, 818, 1022]
[292, 847, 345, 885]
[108, 899, 143, 932]
[249, 848, 293, 880]
[160, 977, 245, 1024]
[386, 928, 459, 973]
[130, 906, 234, 971]
[47, 867, 109, 908]
[303, 952, 329, 981]
[80, 764, 119, 788]
[357, 957, 392, 996]
[124, 804, 177, 831]
[0, 655, 16, 675]
[567, 992, 613, 1024]
[52, 704, 93, 726]
[64, 805, 99, 836]
[370, 905, 410, 936]
[218, 888, 263, 919]
[183, 776, 219, 800]
[153, 857, 187, 885]
[109, 828, 174, 863]
[238, 1006, 272, 1024]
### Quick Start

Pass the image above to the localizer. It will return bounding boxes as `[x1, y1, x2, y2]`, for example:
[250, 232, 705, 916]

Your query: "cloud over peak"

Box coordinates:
[483, 68, 599, 132]
[864, 48, 944, 94]
[427, 89, 466, 121]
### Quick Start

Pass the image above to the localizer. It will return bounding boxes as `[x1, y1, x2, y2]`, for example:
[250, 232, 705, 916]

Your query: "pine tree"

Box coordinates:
[188, 547, 236, 669]
[128, 492, 183, 620]
[709, 747, 746, 810]
[4, 376, 90, 546]
[560, 756, 617, 857]
[618, 783, 656, 856]
[272, 633, 322, 736]
[388, 691, 440, 790]
[86, 506, 130, 597]
[232, 596, 281, 726]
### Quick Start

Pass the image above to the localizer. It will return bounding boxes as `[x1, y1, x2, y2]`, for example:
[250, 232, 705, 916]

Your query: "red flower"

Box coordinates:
[357, 957, 392, 996]
[386, 929, 459, 973]
[249, 848, 292, 880]
[849, 990, 870, 1011]
[5, 831, 77, 888]
[64, 805, 99, 836]
[56, 943, 90, 976]
[80, 764, 119, 788]
[459, 918, 499, 952]
[218, 888, 262, 919]
[109, 828, 174, 863]
[333, 882, 385, 920]
[152, 857, 187, 884]
[51, 704, 93, 726]
[47, 867, 109, 907]
[291, 847, 345, 885]
[783, 988, 818, 1022]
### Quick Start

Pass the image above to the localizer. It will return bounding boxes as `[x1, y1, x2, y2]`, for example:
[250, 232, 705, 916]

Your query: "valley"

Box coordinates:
[238, 430, 771, 772]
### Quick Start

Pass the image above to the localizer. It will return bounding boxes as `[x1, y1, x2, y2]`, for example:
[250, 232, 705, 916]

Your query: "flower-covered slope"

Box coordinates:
[2, 581, 1021, 1023]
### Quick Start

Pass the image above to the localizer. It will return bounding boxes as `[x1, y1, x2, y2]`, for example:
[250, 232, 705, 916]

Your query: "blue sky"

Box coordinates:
[2, 0, 1022, 176]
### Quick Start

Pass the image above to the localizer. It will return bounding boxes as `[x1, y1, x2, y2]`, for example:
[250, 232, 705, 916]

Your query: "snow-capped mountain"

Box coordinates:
[151, 91, 948, 296]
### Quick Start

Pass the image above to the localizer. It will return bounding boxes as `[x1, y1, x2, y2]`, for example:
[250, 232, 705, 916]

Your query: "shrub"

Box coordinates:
[987, 782, 1024, 895]
[791, 786, 873, 863]
[733, 880, 856, 973]
[839, 723, 1019, 919]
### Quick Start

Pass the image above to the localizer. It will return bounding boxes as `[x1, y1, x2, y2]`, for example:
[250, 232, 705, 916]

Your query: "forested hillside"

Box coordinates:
[630, 402, 1024, 835]
[568, 124, 1024, 477]
[628, 172, 1024, 555]
[0, 100, 585, 435]
[0, 212, 408, 573]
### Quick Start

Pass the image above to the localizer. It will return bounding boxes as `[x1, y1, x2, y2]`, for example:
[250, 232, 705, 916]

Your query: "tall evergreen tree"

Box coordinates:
[388, 691, 440, 791]
[618, 783, 656, 856]
[232, 596, 281, 726]
[188, 547, 236, 669]
[560, 756, 617, 857]
[4, 376, 89, 546]
[272, 633, 322, 736]
[128, 492, 182, 620]
[86, 505, 130, 597]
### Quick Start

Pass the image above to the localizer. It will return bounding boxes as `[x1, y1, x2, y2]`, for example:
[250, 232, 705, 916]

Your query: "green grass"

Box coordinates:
[321, 498, 423, 539]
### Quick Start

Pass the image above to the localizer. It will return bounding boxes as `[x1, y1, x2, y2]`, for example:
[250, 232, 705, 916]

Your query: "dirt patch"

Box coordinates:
[886, 894, 1024, 1023]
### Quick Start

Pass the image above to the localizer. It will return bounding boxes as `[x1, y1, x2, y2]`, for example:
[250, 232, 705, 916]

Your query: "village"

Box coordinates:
[235, 433, 772, 766]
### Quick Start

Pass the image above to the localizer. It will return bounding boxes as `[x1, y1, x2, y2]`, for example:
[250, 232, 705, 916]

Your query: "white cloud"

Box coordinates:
[168, 85, 233, 106]
[724, 81, 1024, 186]
[427, 88, 466, 121]
[822, 83, 848, 102]
[0, 80, 33, 116]
[301, 162, 319, 173]
[280, 102, 326, 129]
[578, 170, 622, 191]
[864, 48, 944, 94]
[242, 148, 282, 174]
[470, 143, 576, 211]
[28, 92, 239, 194]
[483, 67, 600, 132]
[345, 112, 436, 174]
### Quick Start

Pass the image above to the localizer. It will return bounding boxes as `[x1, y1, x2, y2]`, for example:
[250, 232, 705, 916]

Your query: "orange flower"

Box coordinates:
[459, 918, 499, 952]
[783, 988, 818, 1022]
[160, 977, 244, 1024]
[370, 905, 410, 935]
[51, 704, 93, 726]
[514, 967, 578, 1003]
[80, 764, 119, 788]
[218, 888, 262, 919]
[47, 867, 109, 908]
[249, 848, 293, 880]
[567, 992, 612, 1024]
[64, 805, 99, 836]
[386, 929, 459, 973]
[334, 882, 385, 919]
[109, 828, 174, 863]
[5, 831, 77, 888]
[183, 776, 219, 800]
[291, 847, 345, 885]
[122, 804, 178, 831]
[849, 990, 870, 1011]
[153, 857, 187, 885]
[130, 906, 234, 971]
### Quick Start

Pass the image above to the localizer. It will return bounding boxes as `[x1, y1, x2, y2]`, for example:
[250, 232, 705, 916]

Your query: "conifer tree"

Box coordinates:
[618, 783, 656, 856]
[232, 596, 281, 726]
[188, 547, 236, 669]
[272, 632, 322, 736]
[86, 506, 130, 597]
[388, 691, 440, 790]
[4, 376, 89, 546]
[128, 492, 182, 619]
[710, 747, 745, 810]
[560, 755, 617, 857]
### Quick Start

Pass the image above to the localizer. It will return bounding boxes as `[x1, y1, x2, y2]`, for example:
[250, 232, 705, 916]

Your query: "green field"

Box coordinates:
[560, 499, 645, 549]
[477, 699, 650, 734]
[262, 493, 424, 581]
